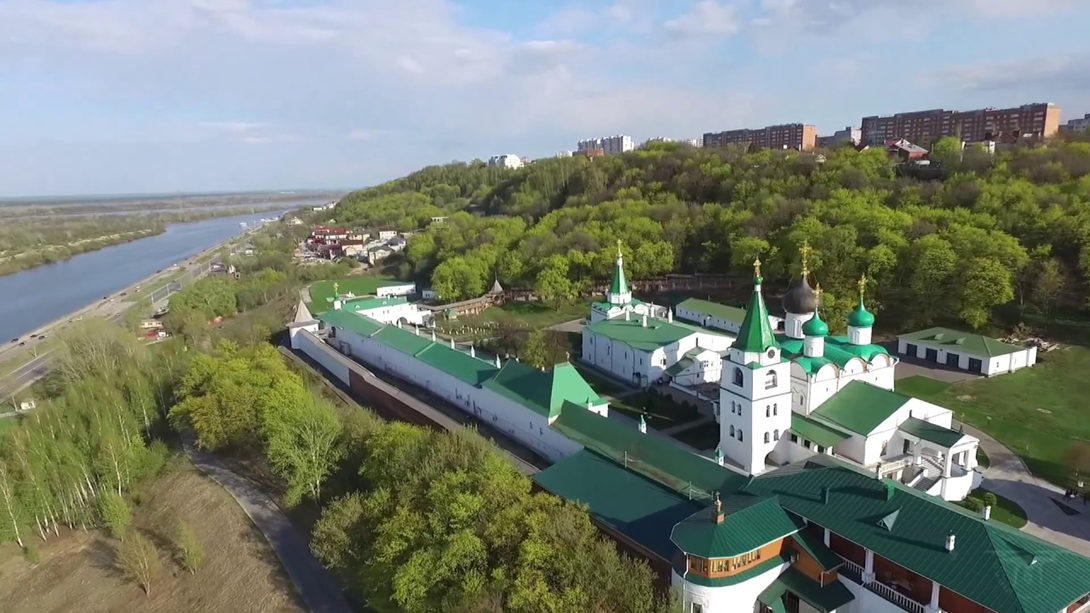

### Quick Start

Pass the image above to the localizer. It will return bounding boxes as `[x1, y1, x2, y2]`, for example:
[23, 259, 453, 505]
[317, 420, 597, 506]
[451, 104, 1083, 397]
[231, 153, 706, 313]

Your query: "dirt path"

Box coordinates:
[182, 436, 353, 613]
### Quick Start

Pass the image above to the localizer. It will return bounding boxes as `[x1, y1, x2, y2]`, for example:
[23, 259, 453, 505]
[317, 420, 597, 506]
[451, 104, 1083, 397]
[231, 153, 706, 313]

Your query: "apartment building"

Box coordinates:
[487, 153, 523, 169]
[703, 123, 817, 151]
[861, 103, 1062, 145]
[1062, 113, 1090, 133]
[577, 135, 634, 155]
[816, 126, 861, 148]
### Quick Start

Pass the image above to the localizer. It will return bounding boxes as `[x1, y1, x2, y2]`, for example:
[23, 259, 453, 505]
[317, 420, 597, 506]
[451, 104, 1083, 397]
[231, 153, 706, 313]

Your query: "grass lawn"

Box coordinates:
[309, 275, 404, 308]
[0, 416, 20, 434]
[609, 391, 702, 430]
[458, 300, 589, 330]
[573, 364, 633, 396]
[673, 422, 721, 451]
[894, 346, 1090, 488]
[957, 487, 1028, 529]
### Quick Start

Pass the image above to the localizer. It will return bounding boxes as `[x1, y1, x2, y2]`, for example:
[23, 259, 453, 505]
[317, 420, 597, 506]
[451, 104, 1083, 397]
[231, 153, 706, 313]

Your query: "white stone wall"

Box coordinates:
[296, 329, 349, 383]
[355, 303, 428, 326]
[896, 337, 1036, 376]
[720, 357, 794, 474]
[672, 561, 788, 613]
[376, 283, 416, 297]
[676, 308, 782, 336]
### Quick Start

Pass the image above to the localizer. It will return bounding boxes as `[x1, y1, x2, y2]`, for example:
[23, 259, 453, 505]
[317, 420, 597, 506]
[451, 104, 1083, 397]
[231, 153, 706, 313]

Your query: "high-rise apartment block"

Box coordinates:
[860, 102, 1061, 146]
[703, 123, 817, 151]
[577, 135, 634, 155]
[816, 126, 861, 148]
[1062, 113, 1090, 133]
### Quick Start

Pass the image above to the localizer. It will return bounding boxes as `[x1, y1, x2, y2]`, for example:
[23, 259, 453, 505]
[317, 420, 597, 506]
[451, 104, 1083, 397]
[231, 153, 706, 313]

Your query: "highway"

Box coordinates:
[0, 230, 254, 403]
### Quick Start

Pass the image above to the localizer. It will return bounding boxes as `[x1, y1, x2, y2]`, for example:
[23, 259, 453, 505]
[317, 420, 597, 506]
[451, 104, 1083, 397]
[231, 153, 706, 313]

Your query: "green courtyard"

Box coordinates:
[447, 300, 588, 330]
[896, 345, 1090, 490]
[308, 275, 405, 309]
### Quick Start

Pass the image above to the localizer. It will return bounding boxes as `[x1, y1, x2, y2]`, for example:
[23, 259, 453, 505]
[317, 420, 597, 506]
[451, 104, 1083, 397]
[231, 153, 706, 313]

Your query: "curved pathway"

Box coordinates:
[961, 423, 1090, 557]
[183, 436, 353, 613]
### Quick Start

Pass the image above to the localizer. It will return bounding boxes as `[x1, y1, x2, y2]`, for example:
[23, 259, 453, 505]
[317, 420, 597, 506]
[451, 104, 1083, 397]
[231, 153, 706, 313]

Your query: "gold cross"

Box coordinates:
[799, 240, 812, 276]
[859, 274, 868, 298]
[616, 239, 623, 257]
[753, 257, 762, 277]
[333, 282, 339, 295]
[814, 283, 823, 301]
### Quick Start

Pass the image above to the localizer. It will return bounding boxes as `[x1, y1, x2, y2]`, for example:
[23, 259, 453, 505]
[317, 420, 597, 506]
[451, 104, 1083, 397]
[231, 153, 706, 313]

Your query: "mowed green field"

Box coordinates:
[896, 345, 1090, 488]
[308, 276, 406, 308]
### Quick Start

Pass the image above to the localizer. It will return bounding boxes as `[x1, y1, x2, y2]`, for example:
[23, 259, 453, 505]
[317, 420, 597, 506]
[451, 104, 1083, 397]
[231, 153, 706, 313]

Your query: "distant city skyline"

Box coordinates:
[1, 0, 1089, 197]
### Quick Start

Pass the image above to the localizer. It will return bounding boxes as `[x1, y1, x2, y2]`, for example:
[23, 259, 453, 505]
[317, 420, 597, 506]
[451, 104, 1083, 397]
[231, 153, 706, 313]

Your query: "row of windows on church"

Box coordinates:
[731, 367, 778, 390]
[727, 402, 779, 417]
[727, 426, 781, 443]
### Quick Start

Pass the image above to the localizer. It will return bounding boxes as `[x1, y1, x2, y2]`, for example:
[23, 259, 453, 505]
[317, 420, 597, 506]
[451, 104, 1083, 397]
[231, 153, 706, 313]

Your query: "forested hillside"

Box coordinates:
[336, 134, 1090, 331]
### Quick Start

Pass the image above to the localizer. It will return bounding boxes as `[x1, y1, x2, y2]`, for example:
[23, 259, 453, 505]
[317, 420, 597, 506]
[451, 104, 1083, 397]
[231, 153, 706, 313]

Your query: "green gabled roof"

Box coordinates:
[758, 567, 854, 613]
[664, 358, 695, 377]
[670, 494, 801, 558]
[372, 325, 433, 355]
[827, 336, 889, 360]
[790, 413, 852, 448]
[779, 334, 890, 365]
[550, 408, 747, 498]
[733, 276, 778, 353]
[532, 450, 701, 560]
[676, 298, 747, 324]
[743, 455, 1090, 613]
[342, 296, 408, 312]
[415, 344, 498, 386]
[316, 309, 384, 337]
[483, 361, 601, 419]
[899, 417, 972, 449]
[789, 529, 843, 571]
[810, 381, 911, 436]
[792, 355, 837, 375]
[899, 326, 1024, 357]
[585, 318, 714, 351]
[593, 298, 645, 311]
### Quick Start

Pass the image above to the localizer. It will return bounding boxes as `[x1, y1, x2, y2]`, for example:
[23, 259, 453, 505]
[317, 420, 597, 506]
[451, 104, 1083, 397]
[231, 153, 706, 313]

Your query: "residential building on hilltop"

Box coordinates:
[816, 126, 861, 148]
[577, 135, 634, 155]
[1062, 113, 1090, 133]
[488, 153, 523, 169]
[704, 123, 817, 151]
[861, 103, 1061, 146]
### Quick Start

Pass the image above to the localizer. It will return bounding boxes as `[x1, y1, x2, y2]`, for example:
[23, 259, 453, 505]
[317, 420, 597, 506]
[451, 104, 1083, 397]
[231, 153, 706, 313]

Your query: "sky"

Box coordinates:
[1, 0, 1089, 197]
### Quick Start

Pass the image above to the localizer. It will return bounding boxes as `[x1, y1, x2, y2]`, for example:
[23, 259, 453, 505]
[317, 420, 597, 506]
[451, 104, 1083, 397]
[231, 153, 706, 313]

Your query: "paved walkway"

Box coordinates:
[961, 423, 1090, 556]
[182, 436, 354, 613]
[660, 415, 714, 436]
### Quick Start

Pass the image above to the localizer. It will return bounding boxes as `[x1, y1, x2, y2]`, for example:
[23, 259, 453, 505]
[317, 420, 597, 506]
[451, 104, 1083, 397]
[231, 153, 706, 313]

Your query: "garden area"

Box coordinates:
[308, 275, 405, 307]
[956, 488, 1028, 529]
[604, 387, 703, 431]
[441, 299, 588, 331]
[895, 344, 1090, 490]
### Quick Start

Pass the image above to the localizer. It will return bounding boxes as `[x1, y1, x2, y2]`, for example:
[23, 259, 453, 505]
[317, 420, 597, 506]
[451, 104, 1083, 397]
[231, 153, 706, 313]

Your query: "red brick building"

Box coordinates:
[704, 123, 817, 151]
[861, 102, 1061, 146]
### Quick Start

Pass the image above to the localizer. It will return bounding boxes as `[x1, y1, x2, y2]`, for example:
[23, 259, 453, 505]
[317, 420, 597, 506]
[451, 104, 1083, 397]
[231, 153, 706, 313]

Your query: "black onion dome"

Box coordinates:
[782, 274, 819, 314]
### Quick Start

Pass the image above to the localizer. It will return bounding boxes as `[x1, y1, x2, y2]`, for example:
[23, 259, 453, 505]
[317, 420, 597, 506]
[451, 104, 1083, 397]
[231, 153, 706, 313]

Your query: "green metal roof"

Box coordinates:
[757, 567, 854, 613]
[789, 530, 843, 572]
[584, 318, 716, 351]
[733, 276, 778, 353]
[848, 297, 875, 328]
[827, 336, 889, 360]
[550, 407, 747, 499]
[802, 311, 829, 337]
[670, 494, 801, 558]
[810, 381, 911, 436]
[664, 358, 694, 377]
[342, 296, 408, 312]
[372, 325, 433, 356]
[532, 450, 701, 560]
[676, 298, 747, 324]
[415, 344, 499, 385]
[316, 308, 384, 337]
[898, 417, 971, 449]
[743, 455, 1090, 613]
[779, 335, 890, 366]
[899, 326, 1024, 357]
[610, 254, 629, 297]
[790, 413, 851, 448]
[483, 361, 602, 419]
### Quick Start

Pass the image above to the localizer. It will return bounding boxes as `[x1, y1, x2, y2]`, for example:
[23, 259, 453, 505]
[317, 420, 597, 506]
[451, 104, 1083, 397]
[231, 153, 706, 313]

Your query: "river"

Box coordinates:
[0, 211, 280, 342]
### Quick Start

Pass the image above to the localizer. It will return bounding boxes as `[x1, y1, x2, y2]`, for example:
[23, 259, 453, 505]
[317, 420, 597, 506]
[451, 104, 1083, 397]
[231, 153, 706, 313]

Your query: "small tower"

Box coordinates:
[803, 285, 829, 358]
[608, 239, 632, 306]
[848, 274, 876, 346]
[720, 258, 793, 475]
[782, 241, 819, 339]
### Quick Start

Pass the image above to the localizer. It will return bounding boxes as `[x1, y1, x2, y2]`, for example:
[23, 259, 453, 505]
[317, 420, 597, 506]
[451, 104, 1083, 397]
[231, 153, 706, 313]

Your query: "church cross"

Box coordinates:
[799, 240, 812, 276]
[616, 239, 623, 257]
[753, 257, 762, 277]
[859, 274, 868, 299]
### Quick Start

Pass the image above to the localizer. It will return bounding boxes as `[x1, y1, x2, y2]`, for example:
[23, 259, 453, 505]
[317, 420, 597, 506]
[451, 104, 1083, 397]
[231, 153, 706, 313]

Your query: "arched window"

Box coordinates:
[738, 429, 744, 442]
[729, 425, 735, 438]
[765, 370, 777, 390]
[733, 367, 744, 387]
[765, 406, 771, 418]
[731, 401, 736, 414]
[773, 403, 778, 416]
[764, 432, 770, 444]
[738, 405, 742, 417]
[774, 429, 780, 440]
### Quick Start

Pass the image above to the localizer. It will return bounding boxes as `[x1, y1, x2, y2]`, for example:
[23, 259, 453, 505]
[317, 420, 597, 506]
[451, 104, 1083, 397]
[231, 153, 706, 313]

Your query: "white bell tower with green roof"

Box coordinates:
[608, 239, 632, 306]
[720, 258, 793, 475]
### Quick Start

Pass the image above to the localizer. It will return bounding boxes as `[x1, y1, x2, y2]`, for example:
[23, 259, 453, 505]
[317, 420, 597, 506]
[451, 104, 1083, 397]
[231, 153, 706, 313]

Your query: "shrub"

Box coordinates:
[963, 496, 984, 512]
[24, 545, 39, 565]
[173, 520, 204, 573]
[117, 530, 161, 595]
[97, 491, 132, 539]
[982, 491, 998, 509]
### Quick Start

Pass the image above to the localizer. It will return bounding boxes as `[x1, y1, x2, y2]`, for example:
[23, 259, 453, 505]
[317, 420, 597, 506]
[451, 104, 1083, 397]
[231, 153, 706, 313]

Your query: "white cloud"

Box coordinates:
[929, 53, 1090, 92]
[663, 1, 740, 38]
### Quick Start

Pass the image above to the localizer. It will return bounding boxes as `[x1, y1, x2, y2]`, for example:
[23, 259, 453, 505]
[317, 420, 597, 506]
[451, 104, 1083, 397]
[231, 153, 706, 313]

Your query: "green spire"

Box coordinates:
[733, 258, 778, 353]
[609, 239, 630, 300]
[848, 274, 875, 328]
[804, 284, 829, 337]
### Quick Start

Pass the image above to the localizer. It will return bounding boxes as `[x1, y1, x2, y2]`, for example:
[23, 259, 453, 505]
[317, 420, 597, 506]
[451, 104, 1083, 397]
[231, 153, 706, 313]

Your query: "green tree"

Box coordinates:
[98, 491, 131, 540]
[929, 136, 964, 170]
[519, 330, 550, 369]
[263, 397, 344, 506]
[1030, 257, 1066, 319]
[117, 530, 161, 595]
[173, 520, 204, 573]
[534, 255, 576, 309]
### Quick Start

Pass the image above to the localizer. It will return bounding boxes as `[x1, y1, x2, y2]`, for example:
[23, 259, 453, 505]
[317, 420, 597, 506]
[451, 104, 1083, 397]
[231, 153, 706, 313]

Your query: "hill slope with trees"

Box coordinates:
[336, 134, 1090, 332]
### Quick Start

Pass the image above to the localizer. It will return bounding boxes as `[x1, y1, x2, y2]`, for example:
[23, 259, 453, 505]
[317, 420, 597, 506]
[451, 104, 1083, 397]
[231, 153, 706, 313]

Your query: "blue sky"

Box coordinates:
[1, 0, 1088, 197]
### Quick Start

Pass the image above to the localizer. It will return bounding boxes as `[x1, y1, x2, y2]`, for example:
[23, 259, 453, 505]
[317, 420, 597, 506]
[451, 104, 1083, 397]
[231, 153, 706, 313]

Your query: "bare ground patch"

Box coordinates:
[0, 461, 305, 613]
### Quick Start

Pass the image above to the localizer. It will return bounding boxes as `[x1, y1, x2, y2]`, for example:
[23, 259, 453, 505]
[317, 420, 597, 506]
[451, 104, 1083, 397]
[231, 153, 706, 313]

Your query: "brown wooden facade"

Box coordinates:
[683, 539, 785, 581]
